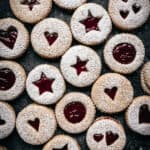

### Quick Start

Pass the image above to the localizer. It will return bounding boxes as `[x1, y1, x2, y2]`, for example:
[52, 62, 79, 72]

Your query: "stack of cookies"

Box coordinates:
[0, 0, 150, 150]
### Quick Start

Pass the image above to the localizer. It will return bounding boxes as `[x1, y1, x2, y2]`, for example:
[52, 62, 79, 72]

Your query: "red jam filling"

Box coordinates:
[0, 68, 16, 91]
[120, 10, 129, 19]
[113, 43, 136, 64]
[28, 118, 40, 131]
[44, 32, 58, 46]
[106, 131, 119, 146]
[132, 4, 141, 14]
[0, 26, 18, 49]
[64, 102, 86, 123]
[93, 134, 104, 142]
[104, 87, 118, 100]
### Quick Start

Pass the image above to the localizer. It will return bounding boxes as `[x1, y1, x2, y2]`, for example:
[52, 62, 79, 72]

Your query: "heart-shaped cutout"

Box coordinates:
[28, 118, 40, 131]
[53, 144, 68, 150]
[139, 104, 150, 124]
[106, 131, 119, 146]
[132, 4, 141, 14]
[93, 134, 104, 142]
[44, 31, 58, 46]
[104, 87, 118, 100]
[120, 10, 129, 19]
[0, 117, 5, 125]
[0, 26, 18, 49]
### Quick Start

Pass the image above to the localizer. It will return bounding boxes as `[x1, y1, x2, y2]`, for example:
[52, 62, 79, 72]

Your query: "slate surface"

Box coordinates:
[0, 0, 150, 150]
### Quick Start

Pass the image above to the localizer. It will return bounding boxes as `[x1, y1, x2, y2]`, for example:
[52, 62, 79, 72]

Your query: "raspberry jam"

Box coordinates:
[80, 10, 101, 33]
[93, 134, 104, 142]
[28, 118, 40, 131]
[139, 104, 150, 124]
[44, 32, 58, 46]
[104, 87, 118, 100]
[64, 102, 86, 123]
[106, 131, 119, 146]
[113, 43, 136, 64]
[120, 10, 129, 19]
[0, 26, 18, 49]
[0, 68, 16, 91]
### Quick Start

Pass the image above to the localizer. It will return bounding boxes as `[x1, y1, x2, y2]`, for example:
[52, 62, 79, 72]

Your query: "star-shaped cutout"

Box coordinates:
[33, 72, 55, 95]
[71, 56, 89, 76]
[79, 10, 102, 33]
[21, 0, 40, 11]
[53, 144, 68, 150]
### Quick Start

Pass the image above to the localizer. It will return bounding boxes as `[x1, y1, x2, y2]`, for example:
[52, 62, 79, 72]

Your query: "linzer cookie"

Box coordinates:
[31, 18, 72, 59]
[141, 62, 150, 95]
[60, 45, 101, 87]
[0, 102, 16, 139]
[0, 61, 26, 101]
[91, 73, 134, 114]
[10, 0, 52, 24]
[16, 104, 57, 145]
[70, 3, 112, 45]
[0, 18, 29, 59]
[86, 117, 126, 150]
[53, 0, 86, 10]
[26, 64, 66, 105]
[104, 33, 145, 74]
[55, 92, 96, 134]
[43, 135, 80, 150]
[126, 96, 150, 135]
[108, 0, 150, 30]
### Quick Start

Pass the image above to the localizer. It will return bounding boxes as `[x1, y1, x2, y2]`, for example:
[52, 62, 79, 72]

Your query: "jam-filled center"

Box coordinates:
[80, 10, 101, 33]
[0, 68, 16, 91]
[93, 133, 104, 142]
[28, 118, 40, 131]
[113, 43, 136, 64]
[104, 87, 118, 100]
[139, 104, 150, 124]
[64, 102, 86, 123]
[106, 131, 119, 146]
[0, 26, 18, 49]
[21, 0, 40, 10]
[33, 72, 55, 95]
[44, 32, 58, 46]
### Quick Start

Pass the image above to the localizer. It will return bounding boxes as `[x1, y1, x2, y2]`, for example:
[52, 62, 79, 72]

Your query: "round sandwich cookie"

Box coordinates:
[126, 96, 150, 135]
[16, 104, 57, 145]
[104, 33, 145, 74]
[60, 45, 101, 87]
[0, 61, 26, 101]
[10, 0, 52, 24]
[141, 62, 150, 95]
[31, 18, 72, 59]
[0, 18, 29, 59]
[53, 0, 86, 10]
[91, 73, 134, 114]
[26, 64, 66, 105]
[43, 135, 80, 150]
[55, 92, 96, 134]
[108, 0, 150, 31]
[0, 102, 16, 139]
[86, 117, 126, 150]
[70, 3, 112, 45]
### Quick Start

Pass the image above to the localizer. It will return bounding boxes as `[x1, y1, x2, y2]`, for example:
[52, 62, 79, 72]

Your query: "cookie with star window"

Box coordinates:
[70, 3, 112, 45]
[43, 135, 80, 150]
[31, 18, 72, 59]
[60, 45, 101, 87]
[26, 64, 66, 105]
[10, 0, 52, 24]
[16, 104, 57, 145]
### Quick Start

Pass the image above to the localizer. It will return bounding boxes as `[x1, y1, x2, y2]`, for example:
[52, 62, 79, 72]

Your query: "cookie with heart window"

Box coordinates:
[10, 0, 52, 24]
[108, 0, 150, 30]
[0, 61, 26, 101]
[31, 18, 72, 59]
[0, 18, 29, 59]
[16, 104, 57, 145]
[55, 92, 96, 134]
[70, 3, 112, 45]
[60, 45, 101, 87]
[43, 135, 80, 150]
[0, 101, 16, 139]
[26, 64, 66, 105]
[86, 117, 126, 150]
[104, 33, 145, 74]
[141, 62, 150, 95]
[53, 0, 86, 10]
[91, 73, 134, 114]
[126, 96, 150, 135]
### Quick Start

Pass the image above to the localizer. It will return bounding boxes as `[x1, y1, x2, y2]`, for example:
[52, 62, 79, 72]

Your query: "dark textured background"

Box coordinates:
[0, 0, 150, 149]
